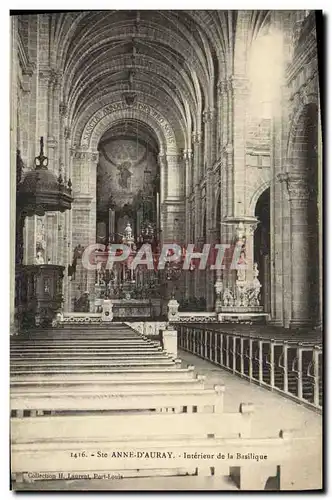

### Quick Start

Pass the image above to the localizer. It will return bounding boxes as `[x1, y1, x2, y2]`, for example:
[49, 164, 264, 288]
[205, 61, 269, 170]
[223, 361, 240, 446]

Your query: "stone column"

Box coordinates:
[183, 149, 193, 300]
[158, 153, 167, 245]
[317, 100, 323, 329]
[279, 173, 311, 328]
[70, 149, 98, 310]
[205, 167, 214, 310]
[192, 132, 202, 299]
[10, 16, 18, 333]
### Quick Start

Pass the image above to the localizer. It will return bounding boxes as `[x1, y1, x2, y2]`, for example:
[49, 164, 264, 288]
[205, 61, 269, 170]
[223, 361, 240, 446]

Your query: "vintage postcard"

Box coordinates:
[10, 9, 323, 491]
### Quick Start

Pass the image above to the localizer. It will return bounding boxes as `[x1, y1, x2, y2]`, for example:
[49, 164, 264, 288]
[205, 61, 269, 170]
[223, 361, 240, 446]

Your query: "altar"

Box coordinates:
[94, 298, 156, 320]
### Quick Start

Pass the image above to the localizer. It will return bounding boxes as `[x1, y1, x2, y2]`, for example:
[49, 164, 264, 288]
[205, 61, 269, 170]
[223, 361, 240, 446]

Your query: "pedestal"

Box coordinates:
[102, 299, 113, 322]
[162, 329, 178, 359]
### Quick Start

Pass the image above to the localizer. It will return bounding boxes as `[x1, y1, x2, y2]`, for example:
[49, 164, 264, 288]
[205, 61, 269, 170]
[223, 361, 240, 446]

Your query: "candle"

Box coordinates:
[156, 192, 160, 235]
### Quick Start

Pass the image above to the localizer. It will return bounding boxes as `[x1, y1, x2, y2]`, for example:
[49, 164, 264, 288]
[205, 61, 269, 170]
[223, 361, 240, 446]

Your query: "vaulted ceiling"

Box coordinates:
[48, 11, 271, 150]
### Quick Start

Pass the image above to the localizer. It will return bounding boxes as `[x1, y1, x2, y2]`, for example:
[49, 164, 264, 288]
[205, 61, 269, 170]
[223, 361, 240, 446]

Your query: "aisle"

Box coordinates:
[179, 350, 322, 490]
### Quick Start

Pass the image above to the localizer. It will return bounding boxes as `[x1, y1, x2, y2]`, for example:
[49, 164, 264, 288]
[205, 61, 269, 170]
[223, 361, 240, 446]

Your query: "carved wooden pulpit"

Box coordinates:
[15, 265, 64, 328]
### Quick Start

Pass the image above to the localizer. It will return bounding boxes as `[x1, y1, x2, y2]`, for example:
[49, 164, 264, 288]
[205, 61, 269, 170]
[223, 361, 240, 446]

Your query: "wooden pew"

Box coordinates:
[10, 374, 207, 394]
[11, 384, 226, 413]
[10, 325, 309, 490]
[11, 419, 315, 491]
[10, 365, 196, 382]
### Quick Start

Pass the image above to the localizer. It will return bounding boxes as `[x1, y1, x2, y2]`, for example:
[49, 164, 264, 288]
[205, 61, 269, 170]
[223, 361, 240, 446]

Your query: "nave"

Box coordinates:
[10, 323, 322, 491]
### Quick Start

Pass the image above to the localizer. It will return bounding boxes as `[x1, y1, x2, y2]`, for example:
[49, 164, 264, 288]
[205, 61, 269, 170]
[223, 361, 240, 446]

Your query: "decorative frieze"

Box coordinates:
[71, 151, 99, 163]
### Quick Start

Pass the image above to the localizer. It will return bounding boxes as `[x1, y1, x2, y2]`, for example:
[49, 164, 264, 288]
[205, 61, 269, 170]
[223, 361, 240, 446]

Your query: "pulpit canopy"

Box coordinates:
[17, 137, 73, 216]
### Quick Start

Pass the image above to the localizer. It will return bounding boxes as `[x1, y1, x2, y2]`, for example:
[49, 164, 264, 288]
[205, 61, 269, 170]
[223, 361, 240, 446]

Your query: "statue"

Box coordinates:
[236, 250, 247, 282]
[168, 297, 180, 321]
[35, 251, 45, 265]
[235, 222, 246, 248]
[223, 288, 234, 307]
[125, 222, 132, 239]
[117, 162, 132, 189]
[250, 263, 262, 305]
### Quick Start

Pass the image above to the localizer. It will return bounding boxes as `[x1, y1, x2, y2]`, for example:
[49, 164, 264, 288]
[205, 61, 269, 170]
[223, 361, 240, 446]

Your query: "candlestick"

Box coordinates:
[156, 192, 160, 236]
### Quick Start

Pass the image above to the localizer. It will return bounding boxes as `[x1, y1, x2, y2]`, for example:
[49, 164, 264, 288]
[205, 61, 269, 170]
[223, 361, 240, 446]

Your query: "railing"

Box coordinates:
[177, 325, 323, 413]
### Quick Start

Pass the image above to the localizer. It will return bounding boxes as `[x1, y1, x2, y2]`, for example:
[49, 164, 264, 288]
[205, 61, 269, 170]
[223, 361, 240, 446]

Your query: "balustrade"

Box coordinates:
[177, 325, 322, 412]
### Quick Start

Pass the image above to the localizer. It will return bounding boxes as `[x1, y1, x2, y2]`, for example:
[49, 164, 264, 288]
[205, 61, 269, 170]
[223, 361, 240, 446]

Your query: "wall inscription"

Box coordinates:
[81, 102, 176, 146]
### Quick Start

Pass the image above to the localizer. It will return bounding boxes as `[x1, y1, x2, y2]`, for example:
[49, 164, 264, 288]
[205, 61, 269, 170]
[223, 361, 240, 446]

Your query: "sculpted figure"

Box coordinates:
[35, 251, 45, 265]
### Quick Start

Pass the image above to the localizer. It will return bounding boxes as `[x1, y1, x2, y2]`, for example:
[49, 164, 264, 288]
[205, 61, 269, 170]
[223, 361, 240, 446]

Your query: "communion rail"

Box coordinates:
[176, 325, 323, 413]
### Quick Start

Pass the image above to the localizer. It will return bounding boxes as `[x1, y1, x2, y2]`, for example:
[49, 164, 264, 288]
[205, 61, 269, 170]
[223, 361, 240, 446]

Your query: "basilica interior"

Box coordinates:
[10, 11, 322, 491]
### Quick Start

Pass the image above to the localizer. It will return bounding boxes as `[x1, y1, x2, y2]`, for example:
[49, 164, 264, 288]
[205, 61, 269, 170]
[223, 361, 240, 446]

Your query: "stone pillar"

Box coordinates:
[70, 149, 98, 308]
[231, 76, 250, 220]
[64, 126, 72, 311]
[317, 101, 323, 329]
[279, 173, 311, 328]
[192, 131, 202, 298]
[158, 153, 167, 245]
[183, 149, 193, 300]
[10, 16, 18, 333]
[205, 169, 214, 310]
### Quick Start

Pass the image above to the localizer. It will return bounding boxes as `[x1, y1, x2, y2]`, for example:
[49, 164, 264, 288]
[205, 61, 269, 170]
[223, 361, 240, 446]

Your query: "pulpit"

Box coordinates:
[15, 265, 64, 328]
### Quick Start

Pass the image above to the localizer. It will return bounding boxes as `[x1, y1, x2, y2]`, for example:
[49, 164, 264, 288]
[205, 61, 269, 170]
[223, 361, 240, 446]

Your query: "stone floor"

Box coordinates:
[12, 350, 323, 492]
[180, 351, 322, 440]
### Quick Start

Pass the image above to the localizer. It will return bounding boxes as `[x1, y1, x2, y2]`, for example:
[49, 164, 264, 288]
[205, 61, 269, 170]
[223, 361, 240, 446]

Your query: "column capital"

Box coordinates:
[228, 75, 250, 95]
[47, 137, 58, 149]
[192, 131, 202, 144]
[203, 108, 216, 123]
[217, 79, 227, 96]
[277, 172, 310, 202]
[64, 127, 71, 140]
[59, 102, 68, 118]
[182, 149, 193, 161]
[39, 67, 57, 87]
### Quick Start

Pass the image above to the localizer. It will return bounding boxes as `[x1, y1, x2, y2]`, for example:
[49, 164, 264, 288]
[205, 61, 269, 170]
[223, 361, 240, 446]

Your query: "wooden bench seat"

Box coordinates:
[10, 365, 195, 382]
[11, 385, 226, 413]
[11, 420, 299, 490]
[11, 376, 206, 394]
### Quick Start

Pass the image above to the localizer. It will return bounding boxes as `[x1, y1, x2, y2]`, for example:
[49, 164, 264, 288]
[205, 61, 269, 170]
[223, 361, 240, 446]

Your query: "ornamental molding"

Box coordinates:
[59, 102, 68, 118]
[38, 66, 58, 85]
[217, 80, 228, 96]
[286, 33, 317, 83]
[71, 150, 99, 162]
[192, 131, 202, 144]
[17, 32, 35, 77]
[289, 72, 318, 108]
[229, 76, 250, 94]
[81, 101, 176, 148]
[182, 149, 193, 161]
[203, 108, 216, 123]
